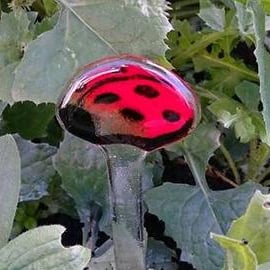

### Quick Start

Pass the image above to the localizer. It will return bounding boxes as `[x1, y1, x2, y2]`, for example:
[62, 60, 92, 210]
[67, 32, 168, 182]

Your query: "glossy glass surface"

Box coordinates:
[57, 55, 200, 151]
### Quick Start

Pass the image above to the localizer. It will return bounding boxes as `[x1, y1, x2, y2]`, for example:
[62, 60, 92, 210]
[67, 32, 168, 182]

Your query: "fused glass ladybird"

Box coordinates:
[57, 55, 200, 151]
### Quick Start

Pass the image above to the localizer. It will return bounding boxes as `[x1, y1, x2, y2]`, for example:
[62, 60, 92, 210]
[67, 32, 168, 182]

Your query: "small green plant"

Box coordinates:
[0, 135, 90, 269]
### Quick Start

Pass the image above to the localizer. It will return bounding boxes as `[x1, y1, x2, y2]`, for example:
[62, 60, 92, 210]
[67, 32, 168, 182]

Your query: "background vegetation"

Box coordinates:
[0, 0, 270, 269]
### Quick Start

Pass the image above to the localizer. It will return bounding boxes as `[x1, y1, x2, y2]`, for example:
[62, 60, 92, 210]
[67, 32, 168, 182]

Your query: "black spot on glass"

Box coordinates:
[163, 110, 180, 122]
[120, 66, 128, 73]
[134, 85, 160, 98]
[94, 93, 120, 104]
[120, 108, 144, 122]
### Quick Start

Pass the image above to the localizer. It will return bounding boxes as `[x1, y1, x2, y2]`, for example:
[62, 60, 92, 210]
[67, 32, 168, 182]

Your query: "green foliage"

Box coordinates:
[11, 0, 171, 103]
[2, 102, 57, 140]
[53, 133, 109, 231]
[89, 239, 178, 270]
[0, 225, 91, 269]
[199, 0, 225, 31]
[0, 11, 34, 103]
[166, 19, 258, 90]
[211, 234, 257, 270]
[249, 0, 270, 145]
[32, 0, 59, 17]
[213, 191, 270, 269]
[146, 123, 265, 270]
[0, 135, 20, 248]
[1, 0, 270, 269]
[15, 134, 57, 201]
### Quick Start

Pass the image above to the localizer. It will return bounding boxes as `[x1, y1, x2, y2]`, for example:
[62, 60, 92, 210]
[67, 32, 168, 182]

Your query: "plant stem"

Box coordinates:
[219, 143, 241, 185]
[101, 144, 147, 270]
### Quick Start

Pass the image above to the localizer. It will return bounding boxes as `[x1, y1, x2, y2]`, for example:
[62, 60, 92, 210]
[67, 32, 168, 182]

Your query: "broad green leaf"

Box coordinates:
[211, 234, 257, 270]
[227, 190, 270, 264]
[235, 80, 260, 111]
[0, 135, 20, 248]
[209, 182, 267, 232]
[145, 182, 261, 270]
[12, 0, 171, 103]
[155, 124, 223, 269]
[14, 135, 57, 201]
[53, 132, 109, 229]
[2, 101, 56, 140]
[0, 225, 91, 269]
[148, 123, 265, 269]
[199, 0, 225, 31]
[250, 0, 270, 145]
[0, 11, 33, 103]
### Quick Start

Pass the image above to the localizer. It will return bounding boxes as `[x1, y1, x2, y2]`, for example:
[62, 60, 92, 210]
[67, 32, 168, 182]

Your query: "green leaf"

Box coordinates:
[154, 124, 223, 269]
[14, 135, 57, 201]
[43, 0, 59, 15]
[193, 51, 258, 95]
[234, 109, 256, 143]
[235, 1, 253, 35]
[33, 13, 59, 37]
[0, 11, 33, 103]
[166, 19, 257, 95]
[12, 0, 171, 103]
[235, 80, 260, 111]
[147, 123, 266, 269]
[178, 123, 221, 190]
[0, 225, 91, 269]
[211, 233, 257, 270]
[250, 0, 270, 145]
[208, 98, 264, 143]
[145, 182, 261, 270]
[0, 135, 20, 248]
[208, 98, 242, 128]
[2, 101, 56, 140]
[199, 0, 225, 31]
[166, 20, 224, 67]
[247, 141, 270, 180]
[227, 190, 270, 264]
[53, 133, 109, 229]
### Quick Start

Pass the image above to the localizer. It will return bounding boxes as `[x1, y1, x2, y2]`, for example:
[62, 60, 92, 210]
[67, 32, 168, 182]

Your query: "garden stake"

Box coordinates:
[56, 55, 200, 270]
